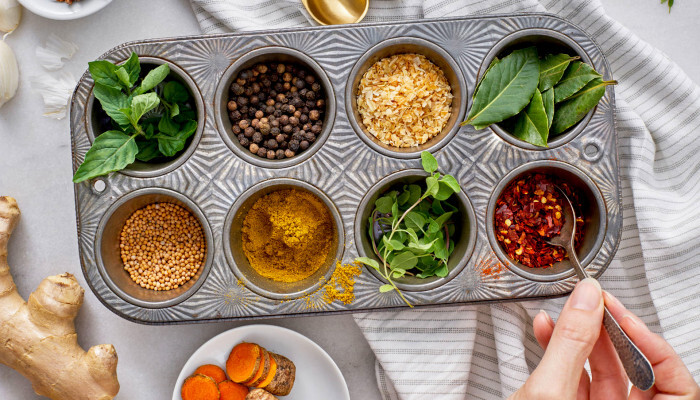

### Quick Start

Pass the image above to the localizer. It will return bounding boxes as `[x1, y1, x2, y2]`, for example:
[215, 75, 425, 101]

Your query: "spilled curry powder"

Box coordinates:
[242, 189, 334, 283]
[321, 261, 362, 305]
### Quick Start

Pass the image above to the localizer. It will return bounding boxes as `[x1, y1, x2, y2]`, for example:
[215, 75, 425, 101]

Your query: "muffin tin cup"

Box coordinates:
[480, 28, 595, 150]
[354, 169, 478, 291]
[214, 47, 336, 169]
[485, 160, 607, 282]
[70, 14, 621, 323]
[223, 178, 345, 300]
[94, 188, 214, 308]
[85, 56, 206, 178]
[345, 37, 467, 159]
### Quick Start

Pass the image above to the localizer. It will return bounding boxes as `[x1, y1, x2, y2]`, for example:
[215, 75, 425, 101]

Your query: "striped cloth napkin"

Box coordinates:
[189, 0, 700, 398]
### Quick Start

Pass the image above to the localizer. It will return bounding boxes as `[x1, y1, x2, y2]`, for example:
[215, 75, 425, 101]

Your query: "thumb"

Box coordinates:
[533, 278, 604, 396]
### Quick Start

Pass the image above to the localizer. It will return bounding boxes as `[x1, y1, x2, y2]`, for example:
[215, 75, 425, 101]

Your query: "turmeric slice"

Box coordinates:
[263, 353, 296, 396]
[194, 364, 227, 383]
[227, 343, 262, 383]
[243, 348, 270, 386]
[254, 355, 277, 388]
[181, 374, 220, 400]
[219, 380, 248, 400]
[246, 388, 279, 400]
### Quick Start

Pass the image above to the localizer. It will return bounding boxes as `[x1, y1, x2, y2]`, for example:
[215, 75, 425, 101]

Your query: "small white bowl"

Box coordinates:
[17, 0, 112, 20]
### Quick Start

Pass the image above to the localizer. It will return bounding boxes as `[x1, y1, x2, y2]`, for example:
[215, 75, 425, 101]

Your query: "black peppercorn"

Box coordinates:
[312, 82, 321, 92]
[289, 140, 300, 151]
[303, 131, 316, 142]
[237, 96, 248, 106]
[240, 70, 251, 80]
[257, 148, 268, 158]
[276, 64, 285, 74]
[300, 140, 310, 150]
[316, 99, 325, 108]
[244, 127, 255, 138]
[249, 143, 259, 154]
[232, 125, 242, 134]
[244, 87, 254, 97]
[305, 90, 315, 100]
[279, 115, 289, 125]
[274, 149, 284, 159]
[283, 72, 292, 82]
[300, 114, 309, 124]
[239, 120, 250, 129]
[295, 79, 305, 89]
[239, 137, 250, 147]
[265, 106, 275, 115]
[252, 83, 261, 93]
[266, 150, 276, 160]
[285, 149, 295, 158]
[250, 95, 260, 105]
[230, 83, 244, 95]
[305, 75, 315, 84]
[266, 139, 278, 149]
[252, 132, 263, 143]
[309, 110, 320, 121]
[259, 123, 271, 135]
[289, 116, 299, 126]
[227, 100, 237, 111]
[270, 127, 280, 136]
[310, 124, 322, 134]
[282, 125, 293, 134]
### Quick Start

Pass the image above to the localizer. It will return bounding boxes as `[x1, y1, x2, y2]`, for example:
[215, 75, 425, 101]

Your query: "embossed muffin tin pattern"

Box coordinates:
[70, 14, 621, 324]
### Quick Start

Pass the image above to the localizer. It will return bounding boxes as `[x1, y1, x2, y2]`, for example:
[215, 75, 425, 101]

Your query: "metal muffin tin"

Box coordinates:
[70, 14, 621, 324]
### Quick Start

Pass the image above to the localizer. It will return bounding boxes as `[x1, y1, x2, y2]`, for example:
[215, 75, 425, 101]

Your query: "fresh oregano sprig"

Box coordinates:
[355, 151, 461, 307]
[73, 52, 198, 183]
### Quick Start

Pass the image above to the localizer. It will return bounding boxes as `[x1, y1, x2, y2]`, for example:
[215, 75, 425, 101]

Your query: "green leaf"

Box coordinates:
[131, 93, 160, 123]
[431, 200, 445, 214]
[93, 83, 131, 128]
[382, 236, 405, 251]
[434, 212, 454, 228]
[397, 190, 410, 206]
[158, 114, 180, 136]
[356, 257, 380, 271]
[89, 60, 120, 89]
[156, 120, 196, 157]
[434, 181, 454, 201]
[135, 138, 161, 162]
[440, 175, 460, 194]
[408, 238, 438, 252]
[425, 176, 439, 198]
[73, 131, 138, 183]
[542, 88, 555, 129]
[433, 237, 448, 260]
[463, 47, 540, 129]
[406, 184, 421, 205]
[375, 196, 394, 214]
[390, 251, 418, 270]
[115, 67, 132, 89]
[391, 270, 407, 279]
[473, 57, 500, 99]
[539, 54, 578, 92]
[405, 228, 419, 243]
[435, 263, 449, 278]
[169, 103, 180, 118]
[405, 211, 426, 231]
[421, 151, 438, 173]
[513, 89, 549, 148]
[553, 61, 601, 103]
[551, 78, 615, 135]
[122, 53, 141, 87]
[379, 284, 395, 293]
[139, 64, 170, 94]
[163, 81, 190, 103]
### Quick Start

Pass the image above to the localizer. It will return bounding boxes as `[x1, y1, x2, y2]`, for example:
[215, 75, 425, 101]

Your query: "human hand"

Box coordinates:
[509, 278, 700, 400]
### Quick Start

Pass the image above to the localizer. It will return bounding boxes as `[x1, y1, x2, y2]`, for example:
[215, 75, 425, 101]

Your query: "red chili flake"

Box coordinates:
[494, 173, 585, 269]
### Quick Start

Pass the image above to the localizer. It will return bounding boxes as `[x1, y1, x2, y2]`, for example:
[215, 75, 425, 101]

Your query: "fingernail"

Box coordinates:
[538, 309, 554, 326]
[603, 291, 624, 309]
[570, 278, 601, 311]
[621, 315, 639, 327]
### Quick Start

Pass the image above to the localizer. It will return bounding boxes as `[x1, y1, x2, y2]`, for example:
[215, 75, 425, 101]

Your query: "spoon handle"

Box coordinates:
[602, 307, 655, 391]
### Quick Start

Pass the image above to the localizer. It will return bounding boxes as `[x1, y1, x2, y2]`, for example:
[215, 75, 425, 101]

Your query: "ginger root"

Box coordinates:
[0, 196, 119, 400]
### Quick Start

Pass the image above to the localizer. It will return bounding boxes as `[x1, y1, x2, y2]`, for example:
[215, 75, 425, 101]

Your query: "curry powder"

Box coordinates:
[242, 189, 334, 283]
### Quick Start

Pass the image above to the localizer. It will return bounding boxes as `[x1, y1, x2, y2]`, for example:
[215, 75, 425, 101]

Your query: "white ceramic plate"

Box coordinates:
[18, 0, 112, 20]
[172, 325, 350, 400]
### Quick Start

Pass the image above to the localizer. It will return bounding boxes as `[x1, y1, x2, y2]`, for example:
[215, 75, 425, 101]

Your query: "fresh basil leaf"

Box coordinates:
[139, 64, 170, 94]
[156, 120, 196, 157]
[391, 269, 407, 279]
[375, 196, 394, 214]
[433, 237, 448, 260]
[427, 218, 440, 234]
[440, 175, 460, 194]
[390, 251, 418, 270]
[542, 87, 554, 129]
[421, 151, 438, 173]
[89, 60, 120, 89]
[408, 238, 438, 252]
[379, 284, 395, 293]
[175, 108, 196, 123]
[158, 114, 180, 136]
[93, 83, 131, 128]
[405, 228, 419, 243]
[406, 184, 421, 205]
[356, 257, 380, 271]
[405, 211, 426, 231]
[135, 138, 161, 162]
[551, 78, 615, 135]
[115, 67, 131, 89]
[539, 54, 578, 92]
[382, 236, 405, 251]
[163, 81, 190, 103]
[142, 121, 156, 139]
[463, 47, 540, 129]
[425, 176, 439, 198]
[122, 52, 141, 87]
[169, 103, 180, 118]
[73, 131, 137, 183]
[391, 202, 399, 223]
[432, 200, 445, 214]
[553, 61, 601, 103]
[435, 262, 449, 278]
[433, 212, 454, 228]
[131, 93, 160, 123]
[513, 89, 549, 147]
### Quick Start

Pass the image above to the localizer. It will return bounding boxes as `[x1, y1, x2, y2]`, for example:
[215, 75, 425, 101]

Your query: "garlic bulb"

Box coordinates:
[0, 39, 19, 108]
[0, 0, 21, 34]
[30, 71, 76, 119]
[36, 33, 79, 71]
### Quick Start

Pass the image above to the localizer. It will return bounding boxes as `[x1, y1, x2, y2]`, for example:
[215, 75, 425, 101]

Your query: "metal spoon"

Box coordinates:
[301, 0, 369, 25]
[547, 186, 655, 391]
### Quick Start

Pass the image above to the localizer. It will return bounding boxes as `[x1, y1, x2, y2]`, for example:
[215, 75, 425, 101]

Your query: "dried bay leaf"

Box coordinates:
[551, 78, 616, 134]
[539, 54, 579, 92]
[513, 89, 549, 147]
[554, 61, 601, 103]
[463, 47, 540, 129]
[542, 88, 554, 129]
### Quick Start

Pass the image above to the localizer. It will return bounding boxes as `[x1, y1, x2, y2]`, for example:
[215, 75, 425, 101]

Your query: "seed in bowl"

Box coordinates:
[119, 203, 206, 291]
[356, 53, 453, 148]
[227, 62, 325, 161]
